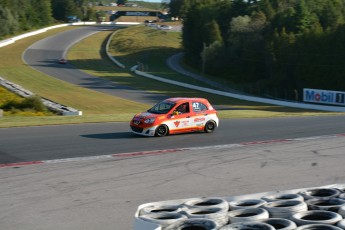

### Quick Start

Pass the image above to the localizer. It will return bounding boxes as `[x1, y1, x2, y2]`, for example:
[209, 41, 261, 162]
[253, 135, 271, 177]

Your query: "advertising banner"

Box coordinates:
[303, 88, 345, 106]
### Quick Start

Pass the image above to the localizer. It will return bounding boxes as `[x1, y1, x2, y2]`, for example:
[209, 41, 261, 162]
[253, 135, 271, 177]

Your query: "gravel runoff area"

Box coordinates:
[1, 134, 345, 230]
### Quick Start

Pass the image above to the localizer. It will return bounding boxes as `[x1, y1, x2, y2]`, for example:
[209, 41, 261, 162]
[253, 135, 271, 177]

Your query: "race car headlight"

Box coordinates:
[144, 118, 155, 124]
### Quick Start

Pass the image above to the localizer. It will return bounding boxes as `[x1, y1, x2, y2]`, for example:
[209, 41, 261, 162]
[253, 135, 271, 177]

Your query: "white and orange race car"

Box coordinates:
[130, 97, 219, 137]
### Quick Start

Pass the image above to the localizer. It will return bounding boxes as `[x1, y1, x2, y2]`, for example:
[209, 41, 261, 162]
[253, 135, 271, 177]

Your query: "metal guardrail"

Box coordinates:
[0, 77, 82, 116]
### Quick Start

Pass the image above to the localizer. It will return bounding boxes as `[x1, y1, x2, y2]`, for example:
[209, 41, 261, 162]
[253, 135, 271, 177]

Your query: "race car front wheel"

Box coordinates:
[155, 125, 169, 137]
[204, 120, 216, 133]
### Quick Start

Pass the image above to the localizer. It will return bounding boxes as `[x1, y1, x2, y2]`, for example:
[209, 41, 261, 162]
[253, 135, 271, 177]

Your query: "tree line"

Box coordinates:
[0, 0, 100, 39]
[0, 1, 163, 40]
[169, 0, 345, 99]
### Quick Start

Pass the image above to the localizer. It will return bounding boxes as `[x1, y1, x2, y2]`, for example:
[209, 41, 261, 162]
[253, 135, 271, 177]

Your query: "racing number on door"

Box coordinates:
[192, 102, 200, 112]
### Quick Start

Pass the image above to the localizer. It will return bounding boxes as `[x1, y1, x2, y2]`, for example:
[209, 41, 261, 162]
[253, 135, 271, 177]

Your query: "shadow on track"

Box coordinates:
[81, 132, 146, 139]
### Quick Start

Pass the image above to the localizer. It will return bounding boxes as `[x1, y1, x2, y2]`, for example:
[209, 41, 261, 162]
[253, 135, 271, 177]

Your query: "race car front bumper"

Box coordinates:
[130, 125, 158, 137]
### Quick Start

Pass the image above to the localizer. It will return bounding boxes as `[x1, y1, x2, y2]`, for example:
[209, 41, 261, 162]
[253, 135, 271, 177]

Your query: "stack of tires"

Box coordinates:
[137, 186, 345, 230]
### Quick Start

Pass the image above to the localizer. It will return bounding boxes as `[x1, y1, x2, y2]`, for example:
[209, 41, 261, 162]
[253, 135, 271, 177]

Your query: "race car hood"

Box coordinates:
[134, 112, 158, 119]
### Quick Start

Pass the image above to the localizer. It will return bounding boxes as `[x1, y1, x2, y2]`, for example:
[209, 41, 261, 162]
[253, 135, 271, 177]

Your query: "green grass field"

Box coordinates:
[0, 25, 343, 128]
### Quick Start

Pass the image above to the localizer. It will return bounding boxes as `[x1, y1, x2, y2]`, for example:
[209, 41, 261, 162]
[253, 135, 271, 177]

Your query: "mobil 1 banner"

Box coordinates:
[303, 88, 345, 106]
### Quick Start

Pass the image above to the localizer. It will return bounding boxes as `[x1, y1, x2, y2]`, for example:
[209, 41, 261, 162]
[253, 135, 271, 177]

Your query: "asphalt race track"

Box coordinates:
[1, 26, 345, 230]
[1, 115, 345, 164]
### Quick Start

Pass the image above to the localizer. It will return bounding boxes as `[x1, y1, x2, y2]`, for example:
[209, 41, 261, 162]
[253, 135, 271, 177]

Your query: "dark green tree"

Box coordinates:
[168, 0, 181, 17]
[116, 0, 127, 5]
[203, 20, 223, 46]
[258, 0, 275, 21]
[319, 1, 344, 30]
[51, 0, 79, 21]
[0, 6, 18, 37]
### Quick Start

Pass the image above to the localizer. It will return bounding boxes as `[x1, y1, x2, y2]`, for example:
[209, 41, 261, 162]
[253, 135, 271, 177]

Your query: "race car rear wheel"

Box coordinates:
[204, 120, 216, 133]
[155, 125, 169, 137]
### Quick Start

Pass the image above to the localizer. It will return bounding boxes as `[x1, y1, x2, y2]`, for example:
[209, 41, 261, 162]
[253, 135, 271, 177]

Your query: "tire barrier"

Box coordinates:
[134, 184, 345, 230]
[260, 218, 297, 230]
[228, 199, 267, 210]
[291, 210, 342, 226]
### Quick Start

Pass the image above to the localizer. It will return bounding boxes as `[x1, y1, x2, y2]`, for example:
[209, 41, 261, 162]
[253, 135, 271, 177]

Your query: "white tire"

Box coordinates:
[295, 224, 343, 230]
[337, 219, 345, 229]
[184, 197, 229, 211]
[306, 198, 345, 211]
[165, 218, 218, 230]
[262, 193, 304, 202]
[138, 212, 187, 227]
[338, 205, 345, 218]
[263, 200, 308, 218]
[338, 193, 345, 200]
[291, 210, 342, 226]
[229, 199, 267, 210]
[184, 207, 229, 228]
[220, 221, 275, 230]
[228, 208, 269, 223]
[139, 204, 183, 215]
[261, 218, 297, 230]
[299, 188, 341, 200]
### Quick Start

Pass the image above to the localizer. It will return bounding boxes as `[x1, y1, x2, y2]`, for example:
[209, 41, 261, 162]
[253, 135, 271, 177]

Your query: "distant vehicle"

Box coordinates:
[144, 20, 157, 23]
[58, 58, 67, 64]
[67, 15, 81, 23]
[158, 25, 172, 30]
[130, 97, 219, 137]
[146, 23, 158, 28]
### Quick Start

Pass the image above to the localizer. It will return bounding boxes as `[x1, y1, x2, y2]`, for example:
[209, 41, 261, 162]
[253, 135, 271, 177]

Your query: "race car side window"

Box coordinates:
[175, 102, 190, 114]
[148, 101, 175, 114]
[192, 102, 207, 113]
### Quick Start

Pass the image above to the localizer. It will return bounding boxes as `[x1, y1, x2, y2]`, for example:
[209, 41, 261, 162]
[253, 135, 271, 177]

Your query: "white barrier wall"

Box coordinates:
[131, 67, 345, 112]
[0, 24, 68, 48]
[0, 22, 139, 48]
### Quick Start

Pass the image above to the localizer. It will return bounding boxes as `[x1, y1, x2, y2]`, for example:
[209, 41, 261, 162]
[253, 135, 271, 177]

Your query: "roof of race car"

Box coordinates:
[163, 97, 209, 103]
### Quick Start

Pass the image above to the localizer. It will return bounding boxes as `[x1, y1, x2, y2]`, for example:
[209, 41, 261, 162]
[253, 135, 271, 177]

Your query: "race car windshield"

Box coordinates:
[148, 101, 176, 114]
